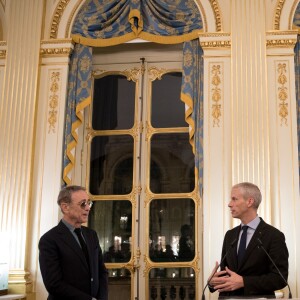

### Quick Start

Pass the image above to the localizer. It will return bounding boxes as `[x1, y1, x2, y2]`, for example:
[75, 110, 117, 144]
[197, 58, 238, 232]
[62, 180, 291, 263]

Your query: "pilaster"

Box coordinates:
[266, 30, 300, 298]
[32, 39, 73, 299]
[0, 0, 43, 296]
[199, 32, 231, 300]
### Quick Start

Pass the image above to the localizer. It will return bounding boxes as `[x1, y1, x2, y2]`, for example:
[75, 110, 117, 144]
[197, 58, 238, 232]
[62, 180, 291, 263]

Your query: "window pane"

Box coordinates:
[92, 75, 135, 130]
[149, 267, 195, 299]
[89, 200, 132, 263]
[151, 72, 186, 128]
[150, 133, 195, 193]
[89, 135, 133, 195]
[149, 198, 195, 262]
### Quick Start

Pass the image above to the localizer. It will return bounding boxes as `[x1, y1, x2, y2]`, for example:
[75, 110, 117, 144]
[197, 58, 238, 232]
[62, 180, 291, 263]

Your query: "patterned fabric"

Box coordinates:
[181, 40, 203, 196]
[72, 0, 203, 46]
[63, 44, 92, 185]
[63, 0, 203, 187]
[294, 35, 300, 187]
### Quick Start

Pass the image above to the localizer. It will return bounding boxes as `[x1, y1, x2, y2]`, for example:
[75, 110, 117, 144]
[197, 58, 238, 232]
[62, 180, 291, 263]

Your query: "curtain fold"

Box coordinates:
[63, 0, 203, 187]
[181, 40, 203, 196]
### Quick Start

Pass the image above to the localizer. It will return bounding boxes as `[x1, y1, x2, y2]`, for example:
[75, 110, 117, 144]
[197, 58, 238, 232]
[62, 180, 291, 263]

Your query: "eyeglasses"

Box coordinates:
[78, 200, 93, 209]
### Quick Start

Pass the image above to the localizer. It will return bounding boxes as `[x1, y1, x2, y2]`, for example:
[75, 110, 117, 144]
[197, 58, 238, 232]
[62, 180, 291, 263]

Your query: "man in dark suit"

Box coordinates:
[39, 185, 108, 300]
[208, 182, 289, 298]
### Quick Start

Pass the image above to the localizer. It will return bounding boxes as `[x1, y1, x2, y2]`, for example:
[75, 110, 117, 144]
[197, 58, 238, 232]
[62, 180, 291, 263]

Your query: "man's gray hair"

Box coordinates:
[57, 185, 86, 206]
[232, 182, 262, 208]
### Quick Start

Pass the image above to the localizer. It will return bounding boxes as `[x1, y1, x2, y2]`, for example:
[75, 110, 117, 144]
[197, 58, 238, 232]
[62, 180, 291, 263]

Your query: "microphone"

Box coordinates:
[202, 238, 237, 300]
[257, 238, 292, 299]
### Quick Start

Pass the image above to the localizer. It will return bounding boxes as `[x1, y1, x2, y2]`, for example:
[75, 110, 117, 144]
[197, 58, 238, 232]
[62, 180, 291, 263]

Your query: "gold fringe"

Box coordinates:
[181, 92, 195, 153]
[63, 96, 91, 184]
[72, 29, 202, 47]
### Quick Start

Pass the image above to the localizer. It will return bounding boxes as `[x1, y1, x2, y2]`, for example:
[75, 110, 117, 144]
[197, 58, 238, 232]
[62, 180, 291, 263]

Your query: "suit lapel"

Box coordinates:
[238, 218, 267, 269]
[57, 221, 90, 271]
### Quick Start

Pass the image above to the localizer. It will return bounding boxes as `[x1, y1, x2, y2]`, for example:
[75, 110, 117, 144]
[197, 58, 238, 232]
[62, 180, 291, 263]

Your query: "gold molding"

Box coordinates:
[274, 0, 286, 30]
[200, 40, 231, 49]
[277, 62, 289, 126]
[266, 39, 297, 48]
[208, 0, 222, 32]
[0, 41, 6, 59]
[41, 38, 73, 45]
[40, 47, 73, 57]
[48, 71, 61, 133]
[0, 49, 6, 58]
[50, 0, 71, 39]
[266, 30, 298, 35]
[93, 68, 142, 82]
[210, 64, 222, 127]
[148, 66, 168, 81]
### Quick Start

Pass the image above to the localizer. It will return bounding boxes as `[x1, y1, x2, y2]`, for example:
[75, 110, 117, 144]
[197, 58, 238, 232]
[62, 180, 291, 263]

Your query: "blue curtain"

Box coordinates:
[181, 40, 203, 196]
[63, 0, 203, 186]
[63, 44, 92, 185]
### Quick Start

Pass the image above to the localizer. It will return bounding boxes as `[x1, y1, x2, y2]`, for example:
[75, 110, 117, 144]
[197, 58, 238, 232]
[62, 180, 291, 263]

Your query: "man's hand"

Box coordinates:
[213, 267, 244, 292]
[208, 261, 228, 287]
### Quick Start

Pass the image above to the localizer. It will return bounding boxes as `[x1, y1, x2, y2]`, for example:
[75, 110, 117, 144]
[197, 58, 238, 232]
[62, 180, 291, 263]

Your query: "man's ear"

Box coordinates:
[60, 202, 69, 214]
[247, 197, 255, 207]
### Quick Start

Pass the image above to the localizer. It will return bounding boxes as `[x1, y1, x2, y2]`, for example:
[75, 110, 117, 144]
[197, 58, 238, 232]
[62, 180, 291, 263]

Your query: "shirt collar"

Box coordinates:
[241, 215, 260, 230]
[62, 218, 76, 232]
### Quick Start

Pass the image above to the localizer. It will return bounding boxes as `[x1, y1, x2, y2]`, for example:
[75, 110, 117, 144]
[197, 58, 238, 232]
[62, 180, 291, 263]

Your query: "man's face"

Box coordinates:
[228, 187, 250, 220]
[62, 190, 91, 227]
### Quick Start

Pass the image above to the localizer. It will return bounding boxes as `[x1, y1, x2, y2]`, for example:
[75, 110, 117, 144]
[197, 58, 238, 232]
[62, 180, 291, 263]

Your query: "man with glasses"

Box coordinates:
[39, 185, 108, 300]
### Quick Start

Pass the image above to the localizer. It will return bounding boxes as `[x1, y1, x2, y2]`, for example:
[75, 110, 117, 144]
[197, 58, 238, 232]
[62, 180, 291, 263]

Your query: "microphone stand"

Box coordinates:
[202, 238, 237, 300]
[257, 238, 292, 299]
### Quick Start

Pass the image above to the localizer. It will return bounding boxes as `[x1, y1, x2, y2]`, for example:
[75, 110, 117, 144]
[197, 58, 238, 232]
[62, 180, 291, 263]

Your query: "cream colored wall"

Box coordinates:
[0, 0, 299, 299]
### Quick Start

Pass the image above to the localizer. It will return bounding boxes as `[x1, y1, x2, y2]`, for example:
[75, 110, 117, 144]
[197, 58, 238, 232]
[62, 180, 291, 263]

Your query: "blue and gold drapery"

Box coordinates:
[181, 40, 203, 196]
[72, 0, 203, 46]
[63, 0, 203, 189]
[63, 44, 92, 184]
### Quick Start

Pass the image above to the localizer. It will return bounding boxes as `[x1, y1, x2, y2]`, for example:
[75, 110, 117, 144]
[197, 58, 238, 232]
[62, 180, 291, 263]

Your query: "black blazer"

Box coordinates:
[217, 218, 288, 298]
[39, 220, 108, 300]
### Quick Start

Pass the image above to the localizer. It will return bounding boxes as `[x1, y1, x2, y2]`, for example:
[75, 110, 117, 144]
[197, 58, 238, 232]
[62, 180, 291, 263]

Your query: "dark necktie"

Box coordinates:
[237, 225, 248, 264]
[74, 228, 90, 267]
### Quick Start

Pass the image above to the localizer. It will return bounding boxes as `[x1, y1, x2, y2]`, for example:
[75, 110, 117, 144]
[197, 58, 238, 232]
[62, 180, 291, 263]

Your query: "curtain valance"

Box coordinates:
[72, 0, 203, 46]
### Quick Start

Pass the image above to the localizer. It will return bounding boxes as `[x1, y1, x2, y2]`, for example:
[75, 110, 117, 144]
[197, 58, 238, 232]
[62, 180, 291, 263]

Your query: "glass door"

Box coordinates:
[80, 43, 201, 300]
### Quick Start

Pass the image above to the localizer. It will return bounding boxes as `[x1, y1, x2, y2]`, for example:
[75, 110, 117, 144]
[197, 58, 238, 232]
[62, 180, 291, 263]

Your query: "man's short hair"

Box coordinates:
[57, 185, 86, 206]
[232, 182, 262, 208]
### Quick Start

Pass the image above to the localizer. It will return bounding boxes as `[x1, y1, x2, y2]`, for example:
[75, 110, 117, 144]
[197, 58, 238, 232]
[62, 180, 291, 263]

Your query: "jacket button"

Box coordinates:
[91, 278, 94, 282]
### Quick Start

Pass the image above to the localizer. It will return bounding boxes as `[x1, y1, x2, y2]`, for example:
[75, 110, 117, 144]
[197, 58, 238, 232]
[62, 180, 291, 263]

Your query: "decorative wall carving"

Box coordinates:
[48, 71, 60, 133]
[0, 41, 6, 58]
[277, 62, 289, 126]
[210, 64, 222, 127]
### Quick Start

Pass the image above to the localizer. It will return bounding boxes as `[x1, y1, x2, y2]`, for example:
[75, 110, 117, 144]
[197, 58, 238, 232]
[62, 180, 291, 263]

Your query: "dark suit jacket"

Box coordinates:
[39, 220, 108, 300]
[215, 218, 288, 298]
